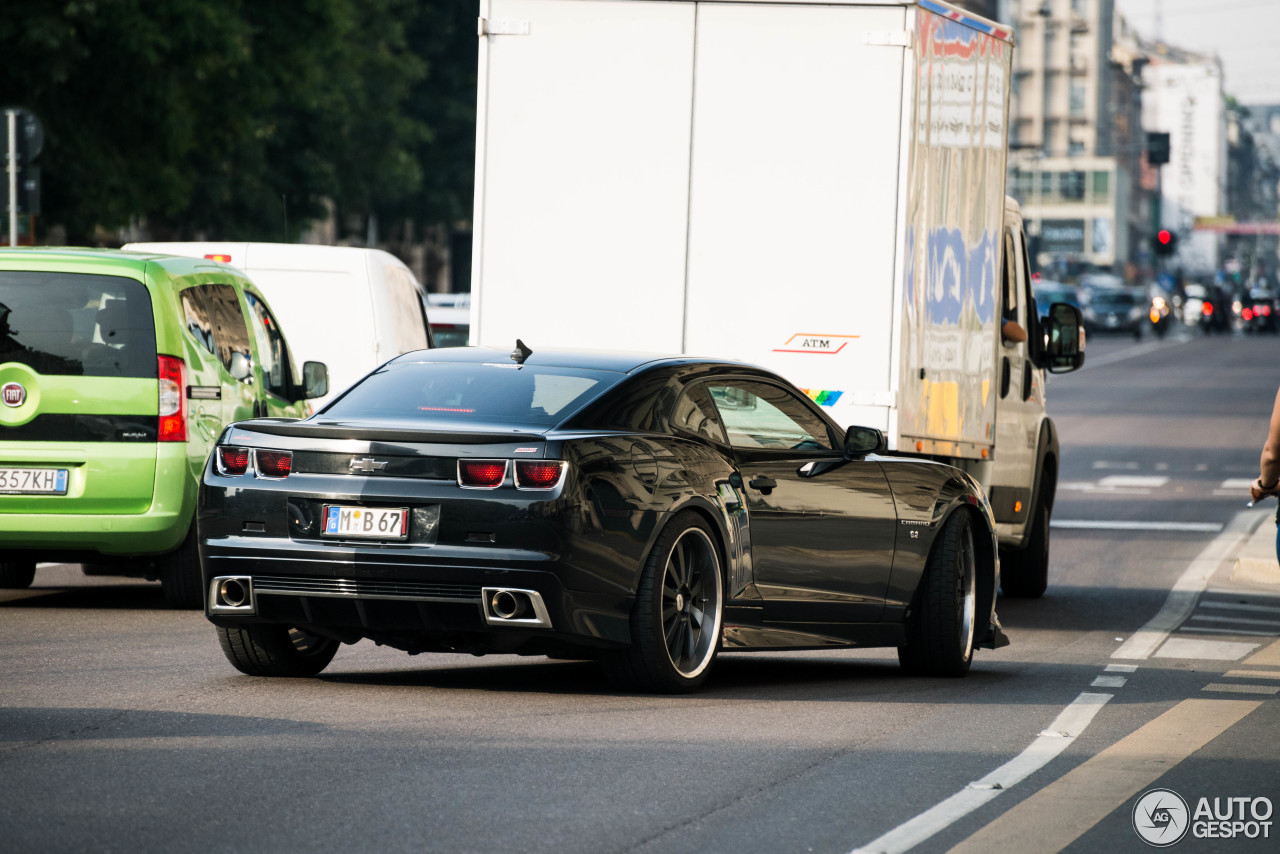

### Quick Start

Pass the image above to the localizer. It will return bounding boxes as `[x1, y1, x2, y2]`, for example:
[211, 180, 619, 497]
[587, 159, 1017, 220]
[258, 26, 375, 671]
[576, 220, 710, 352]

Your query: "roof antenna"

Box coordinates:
[511, 338, 533, 364]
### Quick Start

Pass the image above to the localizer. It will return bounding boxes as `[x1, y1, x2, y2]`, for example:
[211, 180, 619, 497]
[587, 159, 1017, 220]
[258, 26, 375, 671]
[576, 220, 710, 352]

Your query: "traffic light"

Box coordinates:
[1153, 229, 1178, 257]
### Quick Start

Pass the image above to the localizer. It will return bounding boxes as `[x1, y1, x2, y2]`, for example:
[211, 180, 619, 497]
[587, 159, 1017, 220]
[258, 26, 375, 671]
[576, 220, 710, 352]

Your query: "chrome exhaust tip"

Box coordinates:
[481, 587, 552, 628]
[209, 575, 256, 615]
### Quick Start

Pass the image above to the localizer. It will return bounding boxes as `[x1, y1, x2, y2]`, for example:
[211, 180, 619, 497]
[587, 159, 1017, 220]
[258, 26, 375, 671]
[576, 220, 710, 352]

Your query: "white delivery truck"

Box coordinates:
[469, 0, 1085, 597]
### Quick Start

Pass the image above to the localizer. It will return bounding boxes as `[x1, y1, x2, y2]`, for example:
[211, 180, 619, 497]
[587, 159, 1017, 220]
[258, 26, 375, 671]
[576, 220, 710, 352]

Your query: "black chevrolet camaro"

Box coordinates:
[199, 344, 1008, 693]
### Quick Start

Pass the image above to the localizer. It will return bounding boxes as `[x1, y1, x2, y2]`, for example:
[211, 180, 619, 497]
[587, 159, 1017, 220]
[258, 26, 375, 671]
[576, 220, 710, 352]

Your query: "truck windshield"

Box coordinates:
[0, 272, 157, 378]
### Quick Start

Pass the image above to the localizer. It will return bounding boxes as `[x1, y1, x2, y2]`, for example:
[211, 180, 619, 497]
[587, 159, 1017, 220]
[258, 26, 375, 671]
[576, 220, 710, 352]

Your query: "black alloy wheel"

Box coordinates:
[601, 511, 724, 693]
[899, 510, 978, 677]
[216, 624, 340, 677]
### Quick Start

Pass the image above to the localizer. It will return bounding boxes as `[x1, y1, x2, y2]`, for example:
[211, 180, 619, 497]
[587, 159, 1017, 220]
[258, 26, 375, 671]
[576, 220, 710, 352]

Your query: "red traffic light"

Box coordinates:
[1157, 229, 1172, 245]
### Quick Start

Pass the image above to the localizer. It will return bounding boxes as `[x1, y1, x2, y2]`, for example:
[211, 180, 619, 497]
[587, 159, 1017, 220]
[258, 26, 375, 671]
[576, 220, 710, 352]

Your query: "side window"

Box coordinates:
[670, 384, 728, 445]
[1002, 230, 1019, 322]
[1018, 230, 1039, 324]
[181, 288, 216, 358]
[244, 291, 293, 399]
[705, 380, 834, 452]
[203, 284, 253, 379]
[384, 266, 430, 352]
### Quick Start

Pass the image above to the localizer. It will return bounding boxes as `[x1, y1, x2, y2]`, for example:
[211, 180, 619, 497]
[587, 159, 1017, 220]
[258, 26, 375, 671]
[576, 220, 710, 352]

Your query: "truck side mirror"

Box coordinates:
[1042, 303, 1086, 373]
[844, 425, 885, 458]
[301, 361, 329, 399]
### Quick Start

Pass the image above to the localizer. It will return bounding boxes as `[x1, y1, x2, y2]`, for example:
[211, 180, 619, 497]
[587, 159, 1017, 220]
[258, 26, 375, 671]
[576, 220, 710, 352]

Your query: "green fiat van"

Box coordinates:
[0, 248, 327, 607]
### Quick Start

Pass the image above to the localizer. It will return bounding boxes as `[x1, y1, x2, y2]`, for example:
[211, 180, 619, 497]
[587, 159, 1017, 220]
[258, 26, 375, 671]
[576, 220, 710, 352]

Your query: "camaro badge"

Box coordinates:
[350, 457, 389, 473]
[1, 382, 25, 407]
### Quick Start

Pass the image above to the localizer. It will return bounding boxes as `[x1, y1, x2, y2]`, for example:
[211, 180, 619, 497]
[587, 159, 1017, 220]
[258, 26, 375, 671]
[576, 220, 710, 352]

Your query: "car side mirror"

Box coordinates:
[302, 361, 329, 400]
[1042, 302, 1086, 374]
[844, 425, 885, 458]
[229, 350, 254, 383]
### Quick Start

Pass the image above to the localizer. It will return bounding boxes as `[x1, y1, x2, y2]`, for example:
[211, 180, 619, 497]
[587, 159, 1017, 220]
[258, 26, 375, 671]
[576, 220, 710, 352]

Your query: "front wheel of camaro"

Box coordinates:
[898, 510, 978, 677]
[602, 511, 724, 694]
[216, 624, 340, 677]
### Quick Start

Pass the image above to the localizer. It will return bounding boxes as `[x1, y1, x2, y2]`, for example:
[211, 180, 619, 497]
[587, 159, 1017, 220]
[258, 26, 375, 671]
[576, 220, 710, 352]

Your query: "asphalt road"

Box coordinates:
[4, 326, 1280, 854]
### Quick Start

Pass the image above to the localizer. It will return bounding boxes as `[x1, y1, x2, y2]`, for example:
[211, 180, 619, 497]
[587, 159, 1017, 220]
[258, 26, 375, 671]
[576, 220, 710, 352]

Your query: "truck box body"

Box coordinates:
[471, 0, 1014, 460]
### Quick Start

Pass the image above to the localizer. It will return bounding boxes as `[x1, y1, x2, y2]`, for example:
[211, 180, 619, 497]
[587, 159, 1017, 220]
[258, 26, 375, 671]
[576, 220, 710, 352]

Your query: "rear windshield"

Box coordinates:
[0, 272, 157, 378]
[321, 360, 620, 428]
[1091, 290, 1137, 307]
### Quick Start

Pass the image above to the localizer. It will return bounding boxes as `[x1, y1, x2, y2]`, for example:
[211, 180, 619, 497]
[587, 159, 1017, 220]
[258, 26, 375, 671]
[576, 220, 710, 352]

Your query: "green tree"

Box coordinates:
[0, 0, 463, 243]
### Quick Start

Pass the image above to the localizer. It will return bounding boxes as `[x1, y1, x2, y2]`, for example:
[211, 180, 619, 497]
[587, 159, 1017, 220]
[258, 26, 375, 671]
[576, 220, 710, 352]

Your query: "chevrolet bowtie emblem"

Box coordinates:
[350, 458, 389, 473]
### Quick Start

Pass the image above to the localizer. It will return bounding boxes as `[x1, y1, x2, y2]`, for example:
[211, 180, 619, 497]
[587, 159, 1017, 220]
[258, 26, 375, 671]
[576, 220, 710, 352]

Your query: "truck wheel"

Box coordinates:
[600, 511, 723, 693]
[159, 526, 203, 609]
[0, 560, 37, 589]
[1001, 500, 1050, 599]
[898, 511, 976, 677]
[216, 624, 339, 677]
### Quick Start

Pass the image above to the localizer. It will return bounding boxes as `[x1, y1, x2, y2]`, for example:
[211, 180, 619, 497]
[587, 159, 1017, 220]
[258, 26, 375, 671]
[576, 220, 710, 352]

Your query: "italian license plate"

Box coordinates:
[0, 468, 69, 495]
[322, 505, 409, 540]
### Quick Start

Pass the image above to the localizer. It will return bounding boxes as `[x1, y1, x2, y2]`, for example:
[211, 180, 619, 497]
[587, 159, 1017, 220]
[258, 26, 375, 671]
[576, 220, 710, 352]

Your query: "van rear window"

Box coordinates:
[0, 272, 157, 378]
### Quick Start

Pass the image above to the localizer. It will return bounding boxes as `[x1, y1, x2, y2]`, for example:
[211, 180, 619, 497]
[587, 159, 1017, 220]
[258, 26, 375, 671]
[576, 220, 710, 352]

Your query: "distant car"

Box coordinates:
[123, 243, 434, 405]
[426, 293, 471, 347]
[1081, 287, 1144, 338]
[1182, 283, 1231, 334]
[199, 347, 1008, 692]
[1241, 288, 1278, 334]
[1033, 281, 1081, 312]
[0, 248, 327, 605]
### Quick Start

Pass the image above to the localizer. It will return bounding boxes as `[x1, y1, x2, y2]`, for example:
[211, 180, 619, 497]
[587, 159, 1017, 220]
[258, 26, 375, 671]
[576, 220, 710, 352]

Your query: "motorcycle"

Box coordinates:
[1148, 295, 1172, 338]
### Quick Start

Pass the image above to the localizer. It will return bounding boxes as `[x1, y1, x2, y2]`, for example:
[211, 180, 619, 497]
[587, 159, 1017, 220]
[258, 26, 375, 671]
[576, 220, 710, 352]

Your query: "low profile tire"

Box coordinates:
[1000, 499, 1050, 599]
[600, 511, 724, 693]
[159, 525, 203, 609]
[0, 560, 37, 589]
[216, 624, 339, 677]
[898, 511, 978, 678]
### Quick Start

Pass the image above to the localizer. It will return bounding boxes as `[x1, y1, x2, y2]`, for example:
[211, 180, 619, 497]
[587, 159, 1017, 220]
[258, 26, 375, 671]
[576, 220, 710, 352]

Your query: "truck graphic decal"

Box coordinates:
[773, 334, 858, 355]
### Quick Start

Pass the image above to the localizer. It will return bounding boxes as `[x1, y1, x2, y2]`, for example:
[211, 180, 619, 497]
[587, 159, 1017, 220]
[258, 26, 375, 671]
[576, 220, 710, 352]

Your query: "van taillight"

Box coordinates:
[458, 459, 508, 489]
[217, 447, 250, 476]
[157, 355, 187, 442]
[204, 254, 233, 263]
[515, 461, 566, 490]
[255, 450, 292, 478]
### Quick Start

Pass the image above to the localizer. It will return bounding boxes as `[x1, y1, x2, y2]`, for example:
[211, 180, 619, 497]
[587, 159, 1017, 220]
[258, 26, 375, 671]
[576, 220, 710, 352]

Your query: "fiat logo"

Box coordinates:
[1, 382, 25, 408]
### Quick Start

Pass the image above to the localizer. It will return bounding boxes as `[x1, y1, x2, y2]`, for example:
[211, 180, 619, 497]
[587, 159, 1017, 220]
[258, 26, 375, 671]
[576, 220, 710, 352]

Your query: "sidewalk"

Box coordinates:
[1229, 509, 1280, 586]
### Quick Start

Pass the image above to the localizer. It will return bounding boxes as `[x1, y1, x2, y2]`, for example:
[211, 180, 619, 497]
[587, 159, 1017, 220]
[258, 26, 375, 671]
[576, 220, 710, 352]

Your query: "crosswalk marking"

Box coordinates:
[1199, 600, 1280, 615]
[945, 700, 1261, 854]
[1202, 682, 1280, 695]
[1223, 669, 1280, 680]
[1189, 614, 1280, 628]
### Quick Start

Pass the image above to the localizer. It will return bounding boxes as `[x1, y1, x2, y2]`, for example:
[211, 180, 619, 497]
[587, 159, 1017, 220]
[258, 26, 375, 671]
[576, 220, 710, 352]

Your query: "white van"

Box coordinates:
[123, 243, 433, 405]
[425, 292, 471, 347]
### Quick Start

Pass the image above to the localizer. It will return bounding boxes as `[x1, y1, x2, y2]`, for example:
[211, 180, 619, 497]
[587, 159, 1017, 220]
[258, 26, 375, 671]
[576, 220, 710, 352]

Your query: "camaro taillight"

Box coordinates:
[515, 461, 567, 490]
[255, 450, 292, 478]
[457, 459, 508, 489]
[157, 355, 187, 442]
[217, 446, 250, 476]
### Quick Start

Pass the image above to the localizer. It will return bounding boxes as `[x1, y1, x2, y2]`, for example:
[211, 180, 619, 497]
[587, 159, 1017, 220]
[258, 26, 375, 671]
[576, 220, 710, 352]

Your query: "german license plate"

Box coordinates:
[322, 505, 409, 540]
[0, 468, 69, 495]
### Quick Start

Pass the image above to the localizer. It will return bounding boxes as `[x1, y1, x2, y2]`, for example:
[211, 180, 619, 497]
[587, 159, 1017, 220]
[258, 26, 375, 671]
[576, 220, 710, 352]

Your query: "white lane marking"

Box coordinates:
[1224, 669, 1280, 681]
[1058, 483, 1153, 495]
[1202, 682, 1280, 696]
[1054, 520, 1223, 533]
[1178, 626, 1279, 637]
[1220, 478, 1255, 490]
[1083, 337, 1190, 368]
[1112, 510, 1261, 660]
[1092, 461, 1139, 471]
[846, 693, 1112, 854]
[1097, 475, 1170, 489]
[1154, 638, 1261, 659]
[1200, 600, 1280, 615]
[1189, 614, 1280, 628]
[1105, 664, 1138, 673]
[1091, 675, 1127, 688]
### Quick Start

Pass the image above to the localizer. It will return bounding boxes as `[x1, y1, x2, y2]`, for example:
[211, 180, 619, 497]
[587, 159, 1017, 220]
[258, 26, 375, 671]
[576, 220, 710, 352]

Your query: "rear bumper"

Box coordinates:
[200, 536, 634, 651]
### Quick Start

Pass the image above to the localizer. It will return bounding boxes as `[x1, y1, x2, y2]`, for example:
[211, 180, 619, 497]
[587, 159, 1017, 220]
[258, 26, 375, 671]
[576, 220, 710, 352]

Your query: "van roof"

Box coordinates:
[0, 247, 239, 278]
[121, 242, 411, 276]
